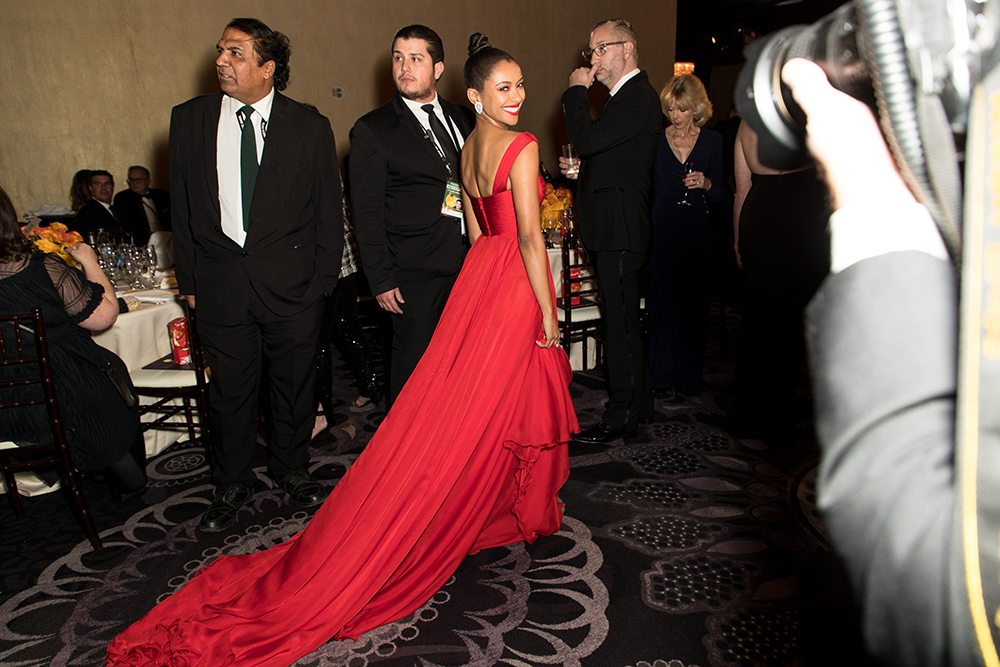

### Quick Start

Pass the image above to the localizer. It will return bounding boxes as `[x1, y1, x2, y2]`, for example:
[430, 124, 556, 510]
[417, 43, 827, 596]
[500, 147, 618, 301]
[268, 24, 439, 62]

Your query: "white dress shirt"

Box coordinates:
[401, 93, 465, 154]
[829, 201, 949, 273]
[401, 93, 467, 234]
[141, 195, 162, 233]
[609, 68, 640, 97]
[217, 89, 274, 247]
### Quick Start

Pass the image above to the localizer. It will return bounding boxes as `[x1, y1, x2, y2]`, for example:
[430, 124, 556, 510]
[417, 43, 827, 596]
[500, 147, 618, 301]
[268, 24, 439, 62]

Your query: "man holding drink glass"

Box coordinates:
[560, 18, 662, 444]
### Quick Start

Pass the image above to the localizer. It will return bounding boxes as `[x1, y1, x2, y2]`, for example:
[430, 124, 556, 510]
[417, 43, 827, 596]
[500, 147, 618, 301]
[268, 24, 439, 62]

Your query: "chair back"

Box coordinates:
[557, 226, 603, 370]
[0, 309, 103, 549]
[131, 304, 211, 446]
[0, 309, 67, 440]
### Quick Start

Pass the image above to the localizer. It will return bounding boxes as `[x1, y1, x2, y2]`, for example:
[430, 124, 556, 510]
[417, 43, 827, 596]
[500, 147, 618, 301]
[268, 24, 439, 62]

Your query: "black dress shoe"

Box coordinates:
[273, 467, 328, 508]
[572, 420, 638, 444]
[199, 482, 255, 533]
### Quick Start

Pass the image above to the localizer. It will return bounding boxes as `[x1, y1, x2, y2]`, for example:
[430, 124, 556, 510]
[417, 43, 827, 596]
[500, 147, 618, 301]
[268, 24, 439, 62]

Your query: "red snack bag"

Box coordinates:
[569, 269, 582, 306]
[168, 317, 193, 365]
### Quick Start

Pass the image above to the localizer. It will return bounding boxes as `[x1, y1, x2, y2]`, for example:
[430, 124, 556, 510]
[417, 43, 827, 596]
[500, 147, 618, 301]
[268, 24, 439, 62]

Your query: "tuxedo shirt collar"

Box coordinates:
[609, 68, 640, 97]
[400, 93, 464, 148]
[222, 87, 275, 125]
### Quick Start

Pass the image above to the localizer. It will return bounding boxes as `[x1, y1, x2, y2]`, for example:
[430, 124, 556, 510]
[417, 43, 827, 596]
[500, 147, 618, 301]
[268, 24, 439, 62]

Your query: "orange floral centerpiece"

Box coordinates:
[27, 223, 83, 267]
[540, 183, 574, 230]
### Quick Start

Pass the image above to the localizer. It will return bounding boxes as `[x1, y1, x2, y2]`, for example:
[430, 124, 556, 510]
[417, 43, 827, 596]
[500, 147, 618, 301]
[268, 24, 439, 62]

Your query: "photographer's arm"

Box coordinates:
[732, 123, 752, 268]
[782, 58, 966, 667]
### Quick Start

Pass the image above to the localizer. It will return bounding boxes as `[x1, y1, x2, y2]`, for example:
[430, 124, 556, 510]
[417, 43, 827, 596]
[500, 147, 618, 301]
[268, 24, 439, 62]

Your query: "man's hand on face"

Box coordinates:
[569, 67, 596, 89]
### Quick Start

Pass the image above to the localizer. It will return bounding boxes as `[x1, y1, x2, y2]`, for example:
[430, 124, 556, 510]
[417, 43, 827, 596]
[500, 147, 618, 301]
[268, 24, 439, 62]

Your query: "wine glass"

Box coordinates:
[677, 161, 695, 206]
[144, 244, 158, 271]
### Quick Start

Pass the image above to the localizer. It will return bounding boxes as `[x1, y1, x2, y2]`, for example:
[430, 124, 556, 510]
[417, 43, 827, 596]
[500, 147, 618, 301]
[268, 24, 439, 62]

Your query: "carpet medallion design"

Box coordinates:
[1, 346, 846, 666]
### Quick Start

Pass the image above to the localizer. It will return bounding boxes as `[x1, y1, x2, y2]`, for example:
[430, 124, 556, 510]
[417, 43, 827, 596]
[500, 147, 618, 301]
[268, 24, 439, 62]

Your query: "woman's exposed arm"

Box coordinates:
[733, 122, 753, 268]
[509, 139, 559, 349]
[66, 242, 119, 331]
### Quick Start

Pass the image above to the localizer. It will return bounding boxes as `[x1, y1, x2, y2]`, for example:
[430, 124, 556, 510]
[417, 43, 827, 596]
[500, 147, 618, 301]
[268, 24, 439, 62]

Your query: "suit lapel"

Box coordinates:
[202, 95, 222, 217]
[255, 92, 286, 200]
[394, 95, 448, 173]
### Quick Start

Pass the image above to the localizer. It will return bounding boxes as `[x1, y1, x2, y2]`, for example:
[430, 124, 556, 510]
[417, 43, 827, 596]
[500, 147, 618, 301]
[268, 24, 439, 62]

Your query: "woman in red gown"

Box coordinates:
[106, 35, 576, 667]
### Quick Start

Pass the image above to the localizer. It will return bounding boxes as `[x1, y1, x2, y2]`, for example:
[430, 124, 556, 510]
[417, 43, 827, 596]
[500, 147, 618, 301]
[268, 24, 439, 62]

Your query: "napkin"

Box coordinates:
[129, 290, 177, 304]
[23, 204, 73, 219]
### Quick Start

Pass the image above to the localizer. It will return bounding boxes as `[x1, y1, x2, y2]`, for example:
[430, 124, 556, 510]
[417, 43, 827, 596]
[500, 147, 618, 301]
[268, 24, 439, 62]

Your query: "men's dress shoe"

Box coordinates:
[273, 467, 328, 508]
[199, 482, 255, 533]
[572, 420, 638, 445]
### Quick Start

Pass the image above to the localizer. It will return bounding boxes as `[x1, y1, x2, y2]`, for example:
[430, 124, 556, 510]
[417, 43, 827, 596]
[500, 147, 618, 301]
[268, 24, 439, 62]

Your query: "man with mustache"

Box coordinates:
[350, 24, 476, 404]
[169, 18, 343, 532]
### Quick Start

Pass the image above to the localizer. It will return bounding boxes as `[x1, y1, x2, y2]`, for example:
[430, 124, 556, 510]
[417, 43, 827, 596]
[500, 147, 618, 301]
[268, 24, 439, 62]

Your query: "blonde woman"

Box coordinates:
[647, 74, 723, 398]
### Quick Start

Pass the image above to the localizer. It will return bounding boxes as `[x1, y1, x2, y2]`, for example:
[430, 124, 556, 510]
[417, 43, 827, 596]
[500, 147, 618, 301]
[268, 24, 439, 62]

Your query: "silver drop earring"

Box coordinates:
[475, 101, 483, 114]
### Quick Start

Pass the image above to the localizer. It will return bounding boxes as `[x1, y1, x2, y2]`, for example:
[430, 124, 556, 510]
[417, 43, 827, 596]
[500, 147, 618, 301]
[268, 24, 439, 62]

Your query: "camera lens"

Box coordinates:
[736, 2, 876, 169]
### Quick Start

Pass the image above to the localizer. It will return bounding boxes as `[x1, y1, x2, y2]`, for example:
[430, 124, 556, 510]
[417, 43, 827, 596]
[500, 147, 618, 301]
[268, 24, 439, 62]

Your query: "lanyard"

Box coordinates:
[422, 127, 455, 178]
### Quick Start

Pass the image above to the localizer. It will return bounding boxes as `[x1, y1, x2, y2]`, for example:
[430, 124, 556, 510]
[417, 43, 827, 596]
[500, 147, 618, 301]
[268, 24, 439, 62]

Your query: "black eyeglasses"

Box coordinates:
[582, 41, 626, 60]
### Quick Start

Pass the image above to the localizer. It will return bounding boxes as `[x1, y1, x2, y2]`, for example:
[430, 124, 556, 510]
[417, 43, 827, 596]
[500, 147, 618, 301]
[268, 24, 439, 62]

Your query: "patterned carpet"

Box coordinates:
[0, 307, 871, 667]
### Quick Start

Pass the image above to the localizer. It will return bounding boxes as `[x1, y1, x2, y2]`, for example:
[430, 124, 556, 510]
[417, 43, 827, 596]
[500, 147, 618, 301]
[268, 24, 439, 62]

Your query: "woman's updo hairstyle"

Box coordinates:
[464, 33, 514, 91]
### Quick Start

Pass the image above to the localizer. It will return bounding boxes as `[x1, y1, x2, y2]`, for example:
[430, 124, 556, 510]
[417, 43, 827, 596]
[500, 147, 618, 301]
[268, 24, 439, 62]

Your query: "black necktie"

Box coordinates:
[421, 104, 460, 174]
[238, 105, 259, 231]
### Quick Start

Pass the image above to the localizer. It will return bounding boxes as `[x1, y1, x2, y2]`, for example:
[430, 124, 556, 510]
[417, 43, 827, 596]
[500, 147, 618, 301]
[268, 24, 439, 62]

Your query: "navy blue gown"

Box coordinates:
[647, 128, 723, 395]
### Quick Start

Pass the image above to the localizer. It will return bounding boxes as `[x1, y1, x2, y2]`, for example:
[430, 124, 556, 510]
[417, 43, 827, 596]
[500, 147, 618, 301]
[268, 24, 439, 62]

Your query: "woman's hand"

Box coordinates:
[684, 170, 710, 190]
[536, 312, 561, 349]
[66, 242, 99, 265]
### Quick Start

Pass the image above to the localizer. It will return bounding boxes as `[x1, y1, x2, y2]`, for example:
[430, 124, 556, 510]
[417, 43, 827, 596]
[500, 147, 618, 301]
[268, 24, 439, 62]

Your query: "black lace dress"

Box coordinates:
[0, 252, 139, 472]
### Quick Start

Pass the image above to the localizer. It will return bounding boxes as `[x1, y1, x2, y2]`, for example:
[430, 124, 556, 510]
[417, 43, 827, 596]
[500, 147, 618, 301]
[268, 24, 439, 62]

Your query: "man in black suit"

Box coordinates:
[170, 18, 343, 532]
[73, 170, 128, 239]
[349, 25, 475, 404]
[561, 18, 662, 443]
[113, 165, 171, 246]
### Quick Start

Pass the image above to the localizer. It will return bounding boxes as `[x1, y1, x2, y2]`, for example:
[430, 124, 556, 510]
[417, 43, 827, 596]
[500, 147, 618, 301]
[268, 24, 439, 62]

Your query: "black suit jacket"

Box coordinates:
[348, 94, 475, 294]
[806, 250, 979, 666]
[71, 199, 125, 237]
[169, 91, 343, 325]
[562, 71, 663, 254]
[112, 188, 171, 246]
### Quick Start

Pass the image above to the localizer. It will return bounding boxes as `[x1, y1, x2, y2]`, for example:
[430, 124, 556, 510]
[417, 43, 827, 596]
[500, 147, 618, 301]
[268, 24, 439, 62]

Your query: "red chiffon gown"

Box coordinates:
[106, 131, 577, 667]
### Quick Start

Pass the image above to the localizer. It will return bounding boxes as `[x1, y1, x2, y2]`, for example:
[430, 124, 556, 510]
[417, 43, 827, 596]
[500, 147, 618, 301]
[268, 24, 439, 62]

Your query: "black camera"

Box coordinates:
[735, 0, 1000, 259]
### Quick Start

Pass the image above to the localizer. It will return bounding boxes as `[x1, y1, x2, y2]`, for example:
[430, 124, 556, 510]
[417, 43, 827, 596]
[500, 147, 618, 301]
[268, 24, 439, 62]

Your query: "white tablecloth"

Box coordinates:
[92, 298, 185, 372]
[548, 248, 563, 298]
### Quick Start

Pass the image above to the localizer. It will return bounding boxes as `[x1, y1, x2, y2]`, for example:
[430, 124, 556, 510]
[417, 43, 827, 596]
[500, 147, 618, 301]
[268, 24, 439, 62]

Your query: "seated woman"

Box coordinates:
[69, 169, 92, 213]
[0, 184, 145, 494]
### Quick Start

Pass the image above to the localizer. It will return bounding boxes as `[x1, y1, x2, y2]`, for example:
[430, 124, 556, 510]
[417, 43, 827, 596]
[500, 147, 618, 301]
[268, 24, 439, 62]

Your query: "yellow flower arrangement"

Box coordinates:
[27, 222, 83, 267]
[540, 183, 574, 230]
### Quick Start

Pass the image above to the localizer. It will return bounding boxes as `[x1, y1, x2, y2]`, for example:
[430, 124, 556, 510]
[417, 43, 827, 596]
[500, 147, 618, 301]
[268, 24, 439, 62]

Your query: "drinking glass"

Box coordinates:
[562, 144, 580, 178]
[677, 161, 695, 206]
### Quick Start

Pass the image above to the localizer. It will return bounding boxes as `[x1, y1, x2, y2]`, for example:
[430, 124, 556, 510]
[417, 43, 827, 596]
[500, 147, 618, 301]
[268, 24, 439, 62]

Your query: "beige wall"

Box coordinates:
[0, 1, 676, 215]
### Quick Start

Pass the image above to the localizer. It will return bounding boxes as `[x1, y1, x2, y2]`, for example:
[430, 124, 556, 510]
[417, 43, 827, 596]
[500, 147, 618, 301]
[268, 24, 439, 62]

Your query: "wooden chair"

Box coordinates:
[130, 306, 210, 447]
[555, 227, 604, 370]
[0, 309, 104, 549]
